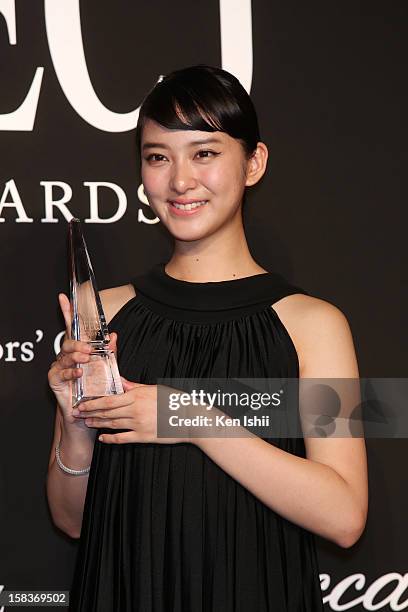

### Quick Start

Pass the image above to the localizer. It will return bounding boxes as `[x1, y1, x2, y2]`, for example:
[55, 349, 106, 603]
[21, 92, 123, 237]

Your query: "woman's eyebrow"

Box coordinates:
[142, 137, 223, 151]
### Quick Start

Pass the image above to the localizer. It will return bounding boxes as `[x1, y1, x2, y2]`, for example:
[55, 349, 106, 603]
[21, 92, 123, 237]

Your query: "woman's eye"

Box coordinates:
[196, 150, 218, 159]
[146, 154, 166, 162]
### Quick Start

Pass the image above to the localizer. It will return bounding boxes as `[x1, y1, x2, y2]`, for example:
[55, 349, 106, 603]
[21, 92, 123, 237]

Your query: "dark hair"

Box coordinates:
[135, 64, 261, 160]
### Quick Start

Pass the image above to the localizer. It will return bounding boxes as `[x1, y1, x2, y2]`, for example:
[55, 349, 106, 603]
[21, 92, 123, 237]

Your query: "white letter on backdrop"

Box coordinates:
[219, 0, 253, 93]
[0, 179, 33, 222]
[44, 0, 140, 132]
[0, 0, 44, 130]
[40, 181, 73, 223]
[84, 182, 127, 223]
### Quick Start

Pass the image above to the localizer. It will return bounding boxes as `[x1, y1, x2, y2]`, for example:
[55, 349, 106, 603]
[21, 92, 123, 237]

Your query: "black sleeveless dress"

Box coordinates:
[69, 262, 324, 612]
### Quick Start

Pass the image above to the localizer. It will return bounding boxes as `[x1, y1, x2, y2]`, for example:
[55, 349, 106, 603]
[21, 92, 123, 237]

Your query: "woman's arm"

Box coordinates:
[46, 284, 135, 538]
[46, 411, 96, 538]
[192, 297, 368, 548]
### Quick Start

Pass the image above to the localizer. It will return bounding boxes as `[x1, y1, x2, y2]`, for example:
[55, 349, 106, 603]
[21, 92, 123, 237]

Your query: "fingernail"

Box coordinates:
[72, 408, 80, 416]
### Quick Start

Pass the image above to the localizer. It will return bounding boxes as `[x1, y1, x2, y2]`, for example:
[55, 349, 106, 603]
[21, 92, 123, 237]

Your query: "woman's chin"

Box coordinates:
[161, 217, 211, 240]
[168, 227, 210, 242]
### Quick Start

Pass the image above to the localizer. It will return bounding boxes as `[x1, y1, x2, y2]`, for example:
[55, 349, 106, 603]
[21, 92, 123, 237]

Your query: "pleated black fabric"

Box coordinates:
[69, 262, 324, 611]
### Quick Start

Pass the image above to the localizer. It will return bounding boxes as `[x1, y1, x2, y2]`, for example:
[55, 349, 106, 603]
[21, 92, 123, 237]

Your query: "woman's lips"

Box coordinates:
[167, 201, 208, 216]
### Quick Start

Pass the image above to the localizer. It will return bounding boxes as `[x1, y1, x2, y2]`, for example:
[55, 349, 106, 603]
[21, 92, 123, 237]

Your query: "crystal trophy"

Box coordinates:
[69, 218, 123, 407]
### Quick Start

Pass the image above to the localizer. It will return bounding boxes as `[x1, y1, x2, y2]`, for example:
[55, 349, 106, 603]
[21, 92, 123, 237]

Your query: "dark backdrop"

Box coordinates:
[0, 2, 407, 610]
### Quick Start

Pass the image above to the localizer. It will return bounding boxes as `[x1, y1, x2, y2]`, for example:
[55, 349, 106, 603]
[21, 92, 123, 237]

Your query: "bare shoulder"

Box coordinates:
[271, 293, 358, 377]
[99, 283, 136, 325]
[272, 293, 347, 330]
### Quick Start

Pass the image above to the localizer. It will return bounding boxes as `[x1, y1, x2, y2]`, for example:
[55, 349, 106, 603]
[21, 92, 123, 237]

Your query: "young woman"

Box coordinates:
[46, 64, 368, 611]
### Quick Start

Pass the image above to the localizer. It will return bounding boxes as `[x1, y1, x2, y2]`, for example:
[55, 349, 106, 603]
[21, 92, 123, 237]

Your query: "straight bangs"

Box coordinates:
[136, 65, 260, 158]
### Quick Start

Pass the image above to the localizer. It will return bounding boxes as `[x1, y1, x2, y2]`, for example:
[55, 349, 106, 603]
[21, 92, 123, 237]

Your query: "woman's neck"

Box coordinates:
[166, 224, 267, 282]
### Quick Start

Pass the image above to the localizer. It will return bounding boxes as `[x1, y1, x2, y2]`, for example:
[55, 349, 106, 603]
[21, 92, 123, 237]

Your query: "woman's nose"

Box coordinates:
[169, 161, 198, 193]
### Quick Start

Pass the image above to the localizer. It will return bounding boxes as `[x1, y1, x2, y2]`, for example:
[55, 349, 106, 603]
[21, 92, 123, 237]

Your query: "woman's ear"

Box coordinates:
[245, 142, 269, 187]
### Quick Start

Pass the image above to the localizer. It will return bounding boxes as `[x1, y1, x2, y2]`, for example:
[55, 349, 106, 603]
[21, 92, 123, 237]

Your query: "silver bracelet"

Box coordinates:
[55, 441, 91, 476]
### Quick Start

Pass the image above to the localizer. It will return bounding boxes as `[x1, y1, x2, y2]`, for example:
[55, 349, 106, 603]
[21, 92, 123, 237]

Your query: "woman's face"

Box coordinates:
[140, 118, 251, 242]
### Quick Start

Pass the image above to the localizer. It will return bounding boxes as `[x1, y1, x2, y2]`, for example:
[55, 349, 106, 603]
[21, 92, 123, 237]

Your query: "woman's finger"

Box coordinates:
[58, 293, 72, 334]
[77, 391, 134, 413]
[61, 367, 83, 381]
[98, 431, 141, 444]
[73, 405, 129, 419]
[54, 351, 90, 369]
[83, 417, 133, 429]
[61, 337, 92, 356]
[49, 365, 83, 384]
[107, 332, 118, 357]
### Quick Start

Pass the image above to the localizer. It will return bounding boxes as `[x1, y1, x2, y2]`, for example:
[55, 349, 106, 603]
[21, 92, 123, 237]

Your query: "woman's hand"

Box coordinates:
[73, 378, 190, 445]
[48, 292, 118, 428]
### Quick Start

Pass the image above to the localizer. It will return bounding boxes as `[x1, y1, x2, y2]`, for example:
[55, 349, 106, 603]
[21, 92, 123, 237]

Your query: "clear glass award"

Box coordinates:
[69, 218, 123, 407]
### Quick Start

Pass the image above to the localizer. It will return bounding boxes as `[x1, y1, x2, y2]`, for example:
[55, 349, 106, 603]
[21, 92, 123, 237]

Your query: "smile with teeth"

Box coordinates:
[170, 200, 208, 210]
